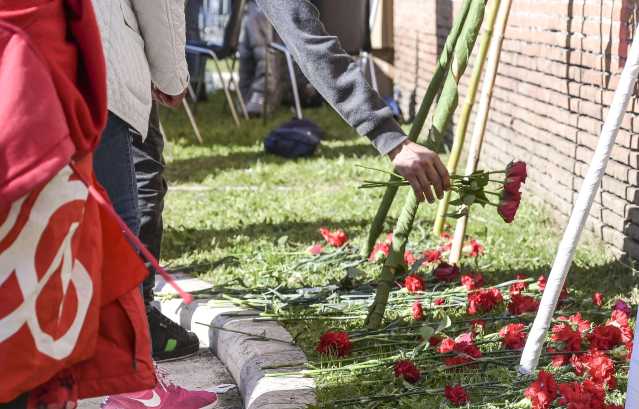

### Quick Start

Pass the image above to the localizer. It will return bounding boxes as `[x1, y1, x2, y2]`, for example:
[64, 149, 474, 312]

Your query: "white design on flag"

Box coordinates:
[0, 166, 93, 360]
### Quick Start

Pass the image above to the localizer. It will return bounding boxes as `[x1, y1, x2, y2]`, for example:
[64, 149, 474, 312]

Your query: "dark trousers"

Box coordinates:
[133, 104, 167, 305]
[93, 113, 141, 235]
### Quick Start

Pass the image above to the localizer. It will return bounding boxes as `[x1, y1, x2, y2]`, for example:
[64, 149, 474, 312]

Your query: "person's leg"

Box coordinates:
[132, 103, 200, 362]
[93, 113, 140, 235]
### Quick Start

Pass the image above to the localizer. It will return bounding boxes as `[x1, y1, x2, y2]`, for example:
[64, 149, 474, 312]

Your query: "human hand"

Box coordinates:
[152, 87, 187, 108]
[388, 140, 451, 203]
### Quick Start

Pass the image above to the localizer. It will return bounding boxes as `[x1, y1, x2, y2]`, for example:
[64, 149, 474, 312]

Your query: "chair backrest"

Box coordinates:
[199, 0, 245, 53]
[311, 0, 370, 54]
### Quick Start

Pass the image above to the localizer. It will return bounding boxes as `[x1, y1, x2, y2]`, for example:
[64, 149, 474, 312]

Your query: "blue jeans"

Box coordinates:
[93, 113, 141, 235]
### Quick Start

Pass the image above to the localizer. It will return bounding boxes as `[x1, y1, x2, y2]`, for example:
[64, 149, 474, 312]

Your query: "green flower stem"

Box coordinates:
[433, 0, 502, 236]
[362, 0, 475, 258]
[365, 0, 487, 330]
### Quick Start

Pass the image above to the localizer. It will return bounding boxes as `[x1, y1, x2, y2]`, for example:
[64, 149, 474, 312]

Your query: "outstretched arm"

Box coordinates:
[256, 0, 449, 201]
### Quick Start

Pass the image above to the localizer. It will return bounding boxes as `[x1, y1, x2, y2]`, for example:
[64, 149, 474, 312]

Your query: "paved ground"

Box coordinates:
[79, 350, 243, 408]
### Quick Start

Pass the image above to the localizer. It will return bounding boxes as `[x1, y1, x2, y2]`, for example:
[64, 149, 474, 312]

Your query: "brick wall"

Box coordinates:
[394, 0, 639, 258]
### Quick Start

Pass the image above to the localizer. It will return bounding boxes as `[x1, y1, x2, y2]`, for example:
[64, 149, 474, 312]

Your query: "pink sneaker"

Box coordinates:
[101, 370, 218, 409]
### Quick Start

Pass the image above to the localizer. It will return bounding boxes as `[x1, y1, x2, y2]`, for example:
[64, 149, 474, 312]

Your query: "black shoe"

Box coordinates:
[147, 305, 200, 362]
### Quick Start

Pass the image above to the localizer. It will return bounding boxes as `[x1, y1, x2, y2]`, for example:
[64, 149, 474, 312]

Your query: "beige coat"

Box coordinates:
[91, 0, 189, 137]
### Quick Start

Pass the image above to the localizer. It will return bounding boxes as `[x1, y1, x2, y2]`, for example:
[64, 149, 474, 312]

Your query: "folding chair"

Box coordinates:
[183, 0, 248, 133]
[270, 0, 380, 118]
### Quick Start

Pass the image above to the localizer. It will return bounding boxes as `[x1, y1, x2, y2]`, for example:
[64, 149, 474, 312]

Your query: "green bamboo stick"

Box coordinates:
[365, 0, 487, 330]
[432, 0, 502, 236]
[362, 0, 475, 258]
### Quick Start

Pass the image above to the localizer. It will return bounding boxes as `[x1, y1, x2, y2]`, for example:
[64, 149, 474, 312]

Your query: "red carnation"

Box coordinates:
[609, 309, 630, 328]
[393, 360, 421, 384]
[508, 294, 540, 315]
[434, 262, 459, 282]
[559, 312, 591, 333]
[411, 301, 424, 321]
[444, 385, 470, 406]
[404, 250, 416, 267]
[504, 161, 527, 194]
[589, 325, 623, 351]
[497, 190, 521, 223]
[551, 323, 582, 352]
[499, 323, 527, 350]
[441, 333, 482, 366]
[468, 288, 503, 315]
[613, 299, 632, 317]
[471, 319, 486, 335]
[316, 331, 352, 357]
[369, 242, 390, 262]
[536, 275, 568, 300]
[558, 380, 605, 409]
[547, 347, 570, 367]
[433, 298, 446, 306]
[319, 227, 348, 247]
[423, 248, 442, 264]
[306, 243, 324, 256]
[524, 371, 558, 409]
[429, 335, 443, 348]
[404, 274, 425, 293]
[465, 239, 485, 257]
[585, 350, 617, 389]
[592, 292, 604, 307]
[461, 273, 484, 291]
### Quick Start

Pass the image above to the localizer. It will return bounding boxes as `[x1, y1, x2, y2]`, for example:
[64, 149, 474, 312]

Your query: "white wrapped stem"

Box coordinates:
[519, 22, 639, 375]
[627, 307, 639, 408]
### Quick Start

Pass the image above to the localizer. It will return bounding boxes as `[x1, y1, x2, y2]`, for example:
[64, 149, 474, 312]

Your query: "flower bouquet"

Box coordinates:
[360, 160, 527, 224]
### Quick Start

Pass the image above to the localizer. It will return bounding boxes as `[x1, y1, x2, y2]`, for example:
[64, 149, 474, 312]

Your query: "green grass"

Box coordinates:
[160, 93, 637, 408]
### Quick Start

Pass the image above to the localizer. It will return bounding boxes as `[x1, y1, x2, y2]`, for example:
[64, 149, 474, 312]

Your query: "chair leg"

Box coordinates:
[270, 43, 303, 120]
[226, 57, 248, 119]
[210, 54, 240, 127]
[182, 99, 204, 144]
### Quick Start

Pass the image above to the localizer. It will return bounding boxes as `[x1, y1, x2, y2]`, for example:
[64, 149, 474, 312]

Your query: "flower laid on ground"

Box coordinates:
[404, 250, 416, 267]
[319, 227, 348, 247]
[551, 322, 582, 352]
[404, 274, 425, 293]
[461, 273, 484, 290]
[423, 248, 443, 264]
[438, 332, 482, 366]
[464, 239, 485, 257]
[593, 292, 604, 307]
[369, 241, 390, 262]
[588, 324, 623, 351]
[537, 275, 569, 300]
[393, 360, 421, 384]
[306, 243, 324, 256]
[524, 371, 558, 409]
[467, 288, 503, 315]
[499, 323, 527, 350]
[433, 298, 446, 306]
[509, 274, 529, 295]
[508, 294, 540, 315]
[444, 384, 469, 406]
[434, 262, 459, 282]
[316, 331, 352, 357]
[613, 299, 632, 316]
[411, 301, 424, 321]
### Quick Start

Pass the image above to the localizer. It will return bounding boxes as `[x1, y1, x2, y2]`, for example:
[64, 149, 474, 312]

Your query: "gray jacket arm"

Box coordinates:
[131, 0, 189, 95]
[256, 0, 407, 155]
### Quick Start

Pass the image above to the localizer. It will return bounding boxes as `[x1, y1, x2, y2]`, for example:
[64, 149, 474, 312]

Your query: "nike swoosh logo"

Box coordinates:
[131, 391, 162, 408]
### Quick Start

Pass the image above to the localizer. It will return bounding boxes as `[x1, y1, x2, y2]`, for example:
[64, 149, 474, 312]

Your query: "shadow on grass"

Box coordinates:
[162, 217, 371, 258]
[165, 141, 378, 184]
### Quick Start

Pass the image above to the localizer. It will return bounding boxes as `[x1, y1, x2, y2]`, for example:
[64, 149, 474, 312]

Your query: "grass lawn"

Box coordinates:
[160, 94, 637, 408]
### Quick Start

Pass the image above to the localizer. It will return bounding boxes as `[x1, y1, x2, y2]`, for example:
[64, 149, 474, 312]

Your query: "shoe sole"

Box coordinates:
[153, 347, 200, 363]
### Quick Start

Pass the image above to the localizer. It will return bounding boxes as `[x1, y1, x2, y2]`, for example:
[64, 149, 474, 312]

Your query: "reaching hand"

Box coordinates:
[388, 140, 451, 203]
[152, 87, 187, 108]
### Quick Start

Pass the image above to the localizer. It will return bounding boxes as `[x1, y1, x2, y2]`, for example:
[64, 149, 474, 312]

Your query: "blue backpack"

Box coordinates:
[264, 118, 324, 158]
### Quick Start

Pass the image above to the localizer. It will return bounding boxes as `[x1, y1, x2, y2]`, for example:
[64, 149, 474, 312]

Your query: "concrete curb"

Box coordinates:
[156, 275, 316, 409]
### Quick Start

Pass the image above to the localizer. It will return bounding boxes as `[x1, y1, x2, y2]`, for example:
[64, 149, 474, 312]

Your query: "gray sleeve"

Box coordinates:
[255, 0, 407, 155]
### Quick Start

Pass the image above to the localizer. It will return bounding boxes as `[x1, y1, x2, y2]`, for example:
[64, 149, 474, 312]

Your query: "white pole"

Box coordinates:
[519, 22, 639, 375]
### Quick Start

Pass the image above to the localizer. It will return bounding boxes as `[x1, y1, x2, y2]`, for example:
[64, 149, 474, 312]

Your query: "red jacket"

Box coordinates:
[0, 0, 155, 405]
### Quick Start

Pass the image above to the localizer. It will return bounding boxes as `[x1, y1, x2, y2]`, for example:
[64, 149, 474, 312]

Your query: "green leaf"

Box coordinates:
[418, 325, 435, 341]
[436, 314, 452, 333]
